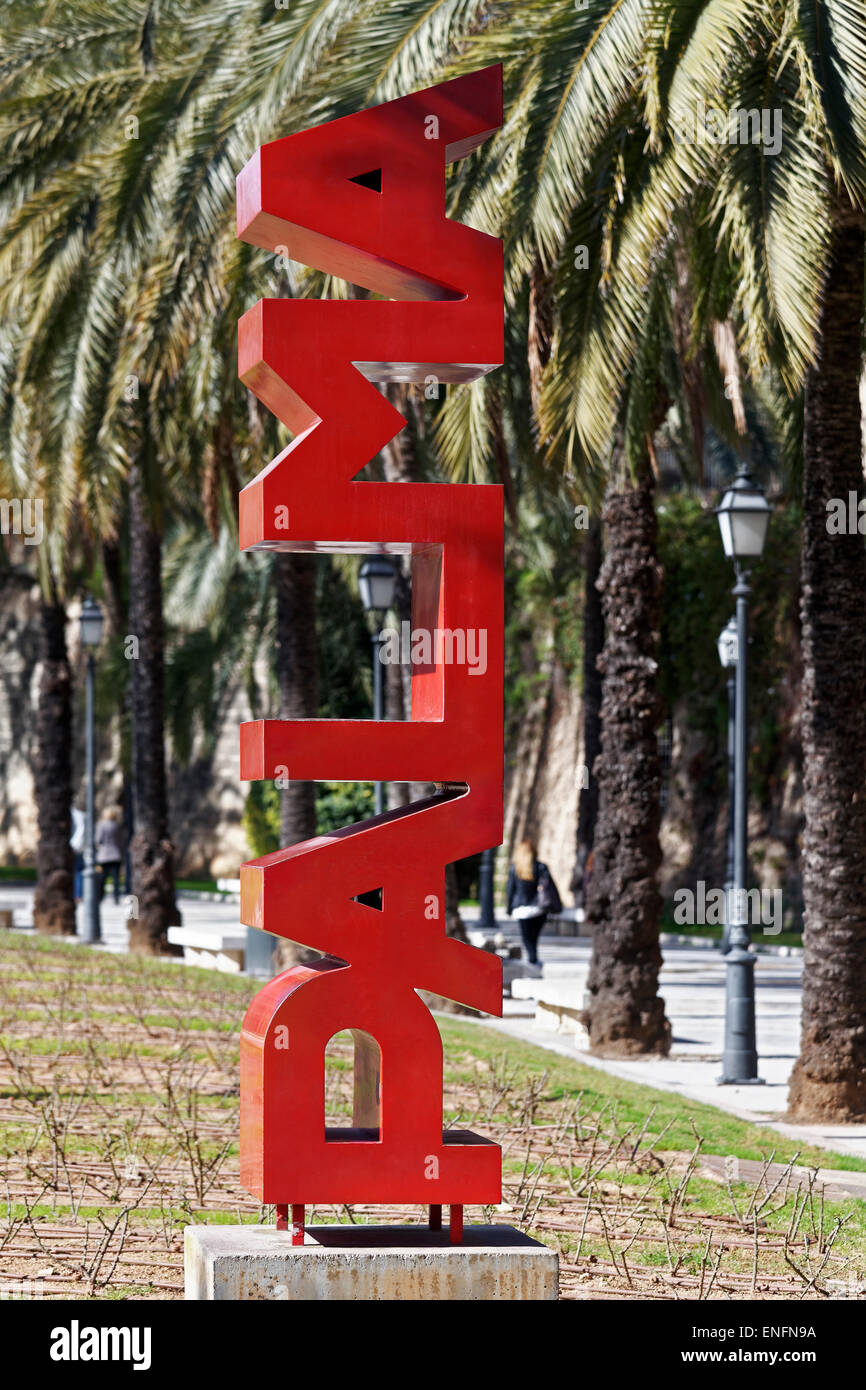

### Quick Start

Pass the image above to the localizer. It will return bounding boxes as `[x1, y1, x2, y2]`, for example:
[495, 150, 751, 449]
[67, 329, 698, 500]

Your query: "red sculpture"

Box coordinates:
[236, 66, 504, 1245]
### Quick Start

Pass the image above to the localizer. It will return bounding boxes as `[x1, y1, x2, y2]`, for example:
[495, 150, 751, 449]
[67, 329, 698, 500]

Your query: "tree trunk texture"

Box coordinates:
[787, 199, 866, 1122]
[100, 538, 125, 639]
[101, 535, 134, 894]
[127, 463, 179, 954]
[572, 516, 603, 903]
[273, 551, 319, 972]
[583, 465, 670, 1056]
[32, 593, 75, 935]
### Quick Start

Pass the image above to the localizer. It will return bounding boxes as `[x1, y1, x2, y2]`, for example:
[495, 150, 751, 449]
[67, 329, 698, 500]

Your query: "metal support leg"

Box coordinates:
[291, 1203, 305, 1246]
[449, 1204, 463, 1245]
[429, 1204, 442, 1231]
[276, 1203, 288, 1231]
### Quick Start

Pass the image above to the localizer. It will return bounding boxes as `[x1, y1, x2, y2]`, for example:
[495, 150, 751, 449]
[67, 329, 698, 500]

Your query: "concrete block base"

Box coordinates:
[185, 1224, 558, 1301]
[167, 925, 246, 973]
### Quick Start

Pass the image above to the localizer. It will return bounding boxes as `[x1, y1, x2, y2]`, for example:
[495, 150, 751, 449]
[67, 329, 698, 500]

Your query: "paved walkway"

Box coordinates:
[0, 883, 241, 953]
[3, 885, 865, 1162]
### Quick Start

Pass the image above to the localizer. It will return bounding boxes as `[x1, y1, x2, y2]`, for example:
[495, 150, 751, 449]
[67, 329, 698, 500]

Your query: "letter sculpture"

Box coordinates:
[236, 66, 504, 1245]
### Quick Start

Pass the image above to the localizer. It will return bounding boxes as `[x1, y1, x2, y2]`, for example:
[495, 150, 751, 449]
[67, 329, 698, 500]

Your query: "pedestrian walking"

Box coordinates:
[95, 807, 124, 904]
[506, 838, 562, 967]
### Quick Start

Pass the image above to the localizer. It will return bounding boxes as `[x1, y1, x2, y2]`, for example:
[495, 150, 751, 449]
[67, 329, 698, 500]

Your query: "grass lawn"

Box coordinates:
[0, 929, 862, 1301]
[441, 1017, 865, 1172]
[659, 919, 804, 950]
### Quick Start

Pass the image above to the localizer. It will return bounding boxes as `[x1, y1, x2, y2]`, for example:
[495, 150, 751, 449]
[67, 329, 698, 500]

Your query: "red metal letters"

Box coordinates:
[235, 67, 504, 1239]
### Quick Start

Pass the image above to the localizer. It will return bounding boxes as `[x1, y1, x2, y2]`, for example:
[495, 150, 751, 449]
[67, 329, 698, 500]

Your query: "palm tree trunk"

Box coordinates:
[127, 462, 178, 954]
[101, 534, 133, 894]
[33, 589, 75, 935]
[273, 551, 319, 972]
[572, 516, 603, 903]
[100, 538, 124, 638]
[788, 198, 866, 1122]
[583, 460, 670, 1055]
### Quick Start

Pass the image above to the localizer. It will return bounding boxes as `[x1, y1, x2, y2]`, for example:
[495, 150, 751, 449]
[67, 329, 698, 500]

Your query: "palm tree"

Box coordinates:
[584, 455, 670, 1053]
[126, 450, 179, 951]
[0, 295, 94, 937]
[788, 198, 866, 1119]
[448, 1, 825, 1052]
[572, 516, 602, 907]
[0, 3, 266, 950]
[31, 575, 76, 935]
[440, 9, 691, 1052]
[531, 1, 866, 1116]
[527, 261, 604, 904]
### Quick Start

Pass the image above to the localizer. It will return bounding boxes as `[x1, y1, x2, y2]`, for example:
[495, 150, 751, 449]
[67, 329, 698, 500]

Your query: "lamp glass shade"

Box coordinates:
[717, 619, 738, 669]
[79, 597, 104, 648]
[358, 557, 397, 614]
[716, 475, 771, 560]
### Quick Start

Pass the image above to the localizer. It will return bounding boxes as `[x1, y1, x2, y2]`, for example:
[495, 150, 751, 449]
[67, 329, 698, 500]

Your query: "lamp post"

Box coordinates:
[478, 848, 497, 930]
[717, 617, 738, 954]
[715, 464, 771, 1084]
[359, 556, 397, 815]
[79, 596, 104, 944]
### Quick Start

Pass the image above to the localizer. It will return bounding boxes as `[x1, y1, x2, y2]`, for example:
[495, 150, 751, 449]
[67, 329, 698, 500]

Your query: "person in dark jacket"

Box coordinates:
[506, 839, 561, 967]
[95, 807, 124, 904]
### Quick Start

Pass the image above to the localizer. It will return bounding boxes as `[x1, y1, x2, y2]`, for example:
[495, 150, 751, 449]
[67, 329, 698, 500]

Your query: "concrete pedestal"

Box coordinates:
[185, 1224, 558, 1301]
[167, 924, 246, 973]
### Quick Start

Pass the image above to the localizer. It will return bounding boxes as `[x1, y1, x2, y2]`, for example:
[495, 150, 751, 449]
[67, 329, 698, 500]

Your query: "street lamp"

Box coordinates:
[714, 464, 771, 1083]
[717, 617, 738, 954]
[80, 596, 104, 944]
[716, 465, 771, 560]
[359, 556, 397, 815]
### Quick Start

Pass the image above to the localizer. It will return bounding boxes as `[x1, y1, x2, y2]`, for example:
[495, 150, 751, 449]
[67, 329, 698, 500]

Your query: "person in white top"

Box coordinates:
[70, 806, 85, 902]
